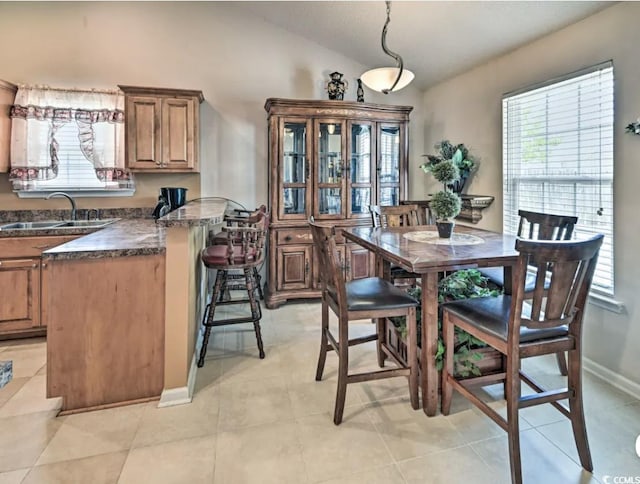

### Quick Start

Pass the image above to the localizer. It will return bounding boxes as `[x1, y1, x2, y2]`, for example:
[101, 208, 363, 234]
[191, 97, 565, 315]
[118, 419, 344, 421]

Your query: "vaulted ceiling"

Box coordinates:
[230, 1, 612, 90]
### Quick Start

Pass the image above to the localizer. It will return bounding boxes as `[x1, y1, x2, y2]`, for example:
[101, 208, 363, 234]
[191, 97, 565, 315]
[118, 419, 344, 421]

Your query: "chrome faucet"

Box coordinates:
[46, 192, 77, 221]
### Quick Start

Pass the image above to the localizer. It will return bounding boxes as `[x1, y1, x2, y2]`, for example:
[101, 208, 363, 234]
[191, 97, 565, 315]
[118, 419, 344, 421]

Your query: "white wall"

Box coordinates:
[421, 2, 640, 389]
[0, 1, 425, 210]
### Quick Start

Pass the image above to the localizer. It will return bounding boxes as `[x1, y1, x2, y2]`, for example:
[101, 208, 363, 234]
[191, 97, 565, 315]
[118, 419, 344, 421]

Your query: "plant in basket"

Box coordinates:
[421, 140, 476, 194]
[389, 269, 501, 378]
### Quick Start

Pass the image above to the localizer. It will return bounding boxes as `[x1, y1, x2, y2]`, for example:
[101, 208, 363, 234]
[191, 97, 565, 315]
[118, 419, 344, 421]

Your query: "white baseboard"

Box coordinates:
[158, 345, 200, 408]
[583, 357, 640, 400]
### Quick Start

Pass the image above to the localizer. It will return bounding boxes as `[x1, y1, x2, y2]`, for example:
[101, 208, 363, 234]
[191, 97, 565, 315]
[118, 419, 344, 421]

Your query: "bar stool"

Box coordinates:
[197, 211, 268, 366]
[209, 205, 267, 301]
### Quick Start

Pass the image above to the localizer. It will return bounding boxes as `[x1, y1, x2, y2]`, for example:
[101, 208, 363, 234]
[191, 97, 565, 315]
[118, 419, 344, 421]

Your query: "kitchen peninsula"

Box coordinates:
[41, 199, 225, 414]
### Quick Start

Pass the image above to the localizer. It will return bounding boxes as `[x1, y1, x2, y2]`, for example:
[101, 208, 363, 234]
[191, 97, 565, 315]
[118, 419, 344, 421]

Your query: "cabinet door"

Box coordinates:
[345, 244, 372, 281]
[279, 118, 312, 220]
[0, 258, 40, 332]
[314, 120, 346, 220]
[313, 245, 346, 289]
[162, 97, 196, 171]
[347, 121, 375, 219]
[125, 96, 162, 170]
[0, 80, 17, 174]
[276, 245, 312, 291]
[377, 123, 404, 206]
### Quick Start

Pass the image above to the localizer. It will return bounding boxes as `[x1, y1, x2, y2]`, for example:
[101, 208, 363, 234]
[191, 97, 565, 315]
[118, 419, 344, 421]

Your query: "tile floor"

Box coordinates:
[0, 301, 639, 483]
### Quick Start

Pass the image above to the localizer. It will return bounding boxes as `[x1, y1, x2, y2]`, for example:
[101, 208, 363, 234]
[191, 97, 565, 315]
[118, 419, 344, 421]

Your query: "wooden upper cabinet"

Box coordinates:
[0, 80, 18, 173]
[119, 85, 203, 173]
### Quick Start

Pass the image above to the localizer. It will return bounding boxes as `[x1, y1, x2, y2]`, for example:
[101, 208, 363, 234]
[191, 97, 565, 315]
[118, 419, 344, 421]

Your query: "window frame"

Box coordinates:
[502, 61, 616, 299]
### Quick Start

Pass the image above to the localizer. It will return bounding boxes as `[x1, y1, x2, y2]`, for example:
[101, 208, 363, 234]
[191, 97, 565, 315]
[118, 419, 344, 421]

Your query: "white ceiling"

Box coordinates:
[230, 1, 612, 90]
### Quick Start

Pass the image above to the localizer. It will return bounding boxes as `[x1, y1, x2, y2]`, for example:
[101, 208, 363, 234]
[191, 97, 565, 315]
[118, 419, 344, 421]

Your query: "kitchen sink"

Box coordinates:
[54, 219, 120, 228]
[0, 220, 65, 230]
[0, 219, 119, 231]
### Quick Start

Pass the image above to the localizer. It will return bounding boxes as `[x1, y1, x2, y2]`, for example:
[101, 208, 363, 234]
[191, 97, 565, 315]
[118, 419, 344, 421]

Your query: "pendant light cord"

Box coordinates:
[381, 0, 404, 94]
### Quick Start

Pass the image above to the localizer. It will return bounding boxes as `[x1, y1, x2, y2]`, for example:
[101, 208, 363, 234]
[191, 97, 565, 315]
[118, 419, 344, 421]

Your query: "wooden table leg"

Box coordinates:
[375, 253, 390, 367]
[503, 265, 513, 295]
[421, 272, 439, 416]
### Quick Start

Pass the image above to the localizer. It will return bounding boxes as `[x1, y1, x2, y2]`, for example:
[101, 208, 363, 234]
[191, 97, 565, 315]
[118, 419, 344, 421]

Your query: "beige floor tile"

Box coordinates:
[315, 465, 406, 484]
[217, 343, 284, 385]
[0, 375, 61, 418]
[194, 356, 225, 393]
[118, 435, 216, 484]
[297, 406, 394, 483]
[536, 401, 640, 480]
[397, 445, 501, 484]
[214, 421, 307, 484]
[132, 384, 220, 448]
[23, 451, 126, 484]
[0, 410, 62, 472]
[471, 428, 599, 484]
[36, 404, 145, 465]
[0, 346, 46, 378]
[0, 377, 28, 408]
[217, 376, 294, 431]
[0, 469, 29, 484]
[367, 397, 467, 461]
[287, 378, 363, 419]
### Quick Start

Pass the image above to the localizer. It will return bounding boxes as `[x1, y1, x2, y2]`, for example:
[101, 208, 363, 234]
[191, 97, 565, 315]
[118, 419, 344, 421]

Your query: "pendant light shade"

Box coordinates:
[361, 67, 415, 94]
[361, 1, 414, 94]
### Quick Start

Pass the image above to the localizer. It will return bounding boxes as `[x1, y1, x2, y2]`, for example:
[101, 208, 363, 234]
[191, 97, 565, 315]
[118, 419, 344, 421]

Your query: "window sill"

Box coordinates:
[15, 188, 135, 198]
[588, 291, 625, 314]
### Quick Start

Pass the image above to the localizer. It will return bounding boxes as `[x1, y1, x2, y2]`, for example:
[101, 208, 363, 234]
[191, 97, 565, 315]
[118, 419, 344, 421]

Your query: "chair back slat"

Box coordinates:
[517, 210, 578, 241]
[370, 204, 421, 228]
[309, 218, 347, 309]
[514, 235, 603, 332]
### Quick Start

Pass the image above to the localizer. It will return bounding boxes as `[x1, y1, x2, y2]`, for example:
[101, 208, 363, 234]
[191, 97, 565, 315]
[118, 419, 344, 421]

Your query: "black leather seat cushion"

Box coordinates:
[345, 277, 419, 311]
[441, 295, 568, 343]
[478, 267, 540, 293]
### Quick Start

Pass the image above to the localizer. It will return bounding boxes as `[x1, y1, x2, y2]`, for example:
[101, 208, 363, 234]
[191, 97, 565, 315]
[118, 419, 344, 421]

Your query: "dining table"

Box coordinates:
[343, 224, 520, 416]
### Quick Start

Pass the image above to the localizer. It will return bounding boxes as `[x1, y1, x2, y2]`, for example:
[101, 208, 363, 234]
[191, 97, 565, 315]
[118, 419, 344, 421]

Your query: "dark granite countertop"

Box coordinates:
[155, 199, 226, 228]
[42, 219, 166, 260]
[0, 224, 107, 238]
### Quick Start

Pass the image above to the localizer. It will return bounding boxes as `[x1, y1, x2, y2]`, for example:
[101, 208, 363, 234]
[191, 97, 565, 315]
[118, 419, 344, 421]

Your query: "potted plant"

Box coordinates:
[422, 140, 476, 194]
[421, 159, 461, 238]
[387, 269, 502, 378]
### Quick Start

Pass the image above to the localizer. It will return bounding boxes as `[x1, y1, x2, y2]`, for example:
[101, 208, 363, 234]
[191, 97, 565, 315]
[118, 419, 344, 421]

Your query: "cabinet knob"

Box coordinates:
[284, 235, 292, 242]
[42, 263, 47, 268]
[0, 261, 2, 266]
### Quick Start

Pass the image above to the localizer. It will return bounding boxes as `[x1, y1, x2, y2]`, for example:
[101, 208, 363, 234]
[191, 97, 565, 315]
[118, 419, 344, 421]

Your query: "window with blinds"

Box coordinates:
[502, 62, 614, 294]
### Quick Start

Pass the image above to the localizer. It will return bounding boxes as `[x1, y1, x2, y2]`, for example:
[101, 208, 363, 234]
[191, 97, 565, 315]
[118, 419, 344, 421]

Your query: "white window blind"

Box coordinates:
[502, 62, 614, 294]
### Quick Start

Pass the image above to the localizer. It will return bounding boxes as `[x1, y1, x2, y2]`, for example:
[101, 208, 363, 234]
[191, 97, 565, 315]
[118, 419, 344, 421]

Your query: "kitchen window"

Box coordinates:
[502, 61, 615, 296]
[9, 86, 135, 197]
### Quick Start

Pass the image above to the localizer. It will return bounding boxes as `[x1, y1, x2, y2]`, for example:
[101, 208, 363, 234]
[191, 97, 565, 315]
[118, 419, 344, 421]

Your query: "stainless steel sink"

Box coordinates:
[0, 220, 65, 230]
[54, 219, 119, 228]
[0, 219, 119, 231]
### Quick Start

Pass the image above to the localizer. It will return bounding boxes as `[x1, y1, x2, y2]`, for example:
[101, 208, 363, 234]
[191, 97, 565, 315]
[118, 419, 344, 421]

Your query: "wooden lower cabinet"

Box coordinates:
[0, 258, 41, 333]
[46, 254, 165, 413]
[267, 225, 373, 308]
[276, 245, 312, 291]
[0, 235, 78, 339]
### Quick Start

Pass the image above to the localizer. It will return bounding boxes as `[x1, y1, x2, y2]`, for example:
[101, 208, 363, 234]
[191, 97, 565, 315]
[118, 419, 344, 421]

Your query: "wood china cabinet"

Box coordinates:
[0, 79, 18, 173]
[118, 85, 204, 172]
[264, 98, 412, 308]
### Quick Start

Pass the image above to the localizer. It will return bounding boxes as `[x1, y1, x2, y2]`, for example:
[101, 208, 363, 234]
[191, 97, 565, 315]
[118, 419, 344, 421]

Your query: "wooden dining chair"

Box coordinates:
[369, 204, 423, 227]
[441, 234, 603, 484]
[370, 204, 423, 286]
[480, 209, 578, 376]
[309, 218, 420, 425]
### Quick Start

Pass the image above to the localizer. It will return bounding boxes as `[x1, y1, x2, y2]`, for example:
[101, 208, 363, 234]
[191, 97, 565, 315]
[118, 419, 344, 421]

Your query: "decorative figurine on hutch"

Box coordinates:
[326, 71, 348, 100]
[356, 79, 365, 102]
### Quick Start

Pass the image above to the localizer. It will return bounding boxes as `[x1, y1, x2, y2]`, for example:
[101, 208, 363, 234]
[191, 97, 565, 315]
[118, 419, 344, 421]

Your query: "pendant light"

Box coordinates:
[361, 0, 414, 94]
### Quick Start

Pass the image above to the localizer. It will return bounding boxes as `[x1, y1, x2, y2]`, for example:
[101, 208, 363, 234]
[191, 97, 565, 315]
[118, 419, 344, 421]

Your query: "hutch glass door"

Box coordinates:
[378, 124, 401, 206]
[347, 122, 374, 218]
[315, 121, 345, 219]
[281, 120, 308, 219]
